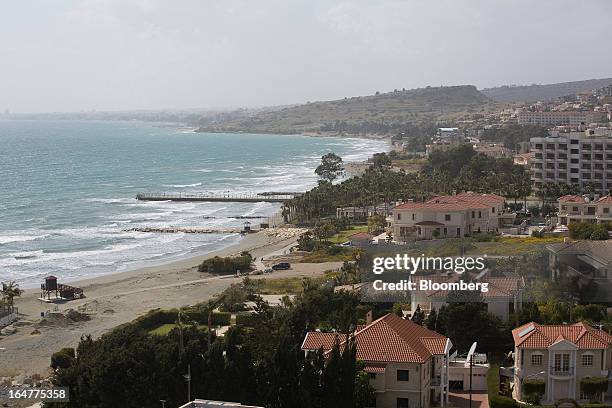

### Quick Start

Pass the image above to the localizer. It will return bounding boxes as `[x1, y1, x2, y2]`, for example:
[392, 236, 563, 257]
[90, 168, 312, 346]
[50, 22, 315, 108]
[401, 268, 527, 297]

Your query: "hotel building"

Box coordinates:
[530, 128, 612, 193]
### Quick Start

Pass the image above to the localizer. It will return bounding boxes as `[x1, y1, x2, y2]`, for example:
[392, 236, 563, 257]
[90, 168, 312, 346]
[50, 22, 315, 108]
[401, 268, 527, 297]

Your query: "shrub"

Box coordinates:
[487, 365, 517, 408]
[580, 377, 608, 401]
[236, 313, 258, 327]
[51, 348, 75, 370]
[198, 255, 252, 274]
[523, 379, 545, 404]
[210, 312, 231, 326]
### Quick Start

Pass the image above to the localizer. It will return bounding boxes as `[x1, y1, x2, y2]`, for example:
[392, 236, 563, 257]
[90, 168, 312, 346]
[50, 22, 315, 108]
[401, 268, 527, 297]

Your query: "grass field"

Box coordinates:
[468, 236, 564, 256]
[328, 225, 370, 244]
[149, 323, 208, 336]
[255, 271, 339, 295]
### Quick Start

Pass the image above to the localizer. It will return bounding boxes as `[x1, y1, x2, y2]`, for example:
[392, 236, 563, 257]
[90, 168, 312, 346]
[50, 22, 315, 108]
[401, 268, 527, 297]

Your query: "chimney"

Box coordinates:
[366, 310, 373, 325]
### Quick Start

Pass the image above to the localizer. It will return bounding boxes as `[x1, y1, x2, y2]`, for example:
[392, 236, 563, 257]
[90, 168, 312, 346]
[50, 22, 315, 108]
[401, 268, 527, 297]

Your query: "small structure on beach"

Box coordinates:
[242, 221, 252, 233]
[40, 275, 84, 302]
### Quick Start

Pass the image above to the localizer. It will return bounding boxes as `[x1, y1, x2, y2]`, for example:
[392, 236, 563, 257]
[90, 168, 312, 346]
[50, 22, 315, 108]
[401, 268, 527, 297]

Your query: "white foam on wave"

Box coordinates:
[0, 233, 51, 245]
[162, 182, 203, 188]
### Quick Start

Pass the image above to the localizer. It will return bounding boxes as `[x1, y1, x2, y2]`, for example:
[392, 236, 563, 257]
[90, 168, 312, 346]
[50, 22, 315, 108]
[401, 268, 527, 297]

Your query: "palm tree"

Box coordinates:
[1, 281, 23, 312]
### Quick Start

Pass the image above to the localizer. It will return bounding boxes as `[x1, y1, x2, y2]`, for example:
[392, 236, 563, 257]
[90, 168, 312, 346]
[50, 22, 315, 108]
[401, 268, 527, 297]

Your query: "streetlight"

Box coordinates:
[160, 400, 166, 408]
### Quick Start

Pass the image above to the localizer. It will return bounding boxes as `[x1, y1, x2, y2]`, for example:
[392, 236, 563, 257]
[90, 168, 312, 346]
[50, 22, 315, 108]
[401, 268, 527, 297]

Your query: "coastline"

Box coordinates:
[3, 228, 332, 378]
[0, 127, 390, 380]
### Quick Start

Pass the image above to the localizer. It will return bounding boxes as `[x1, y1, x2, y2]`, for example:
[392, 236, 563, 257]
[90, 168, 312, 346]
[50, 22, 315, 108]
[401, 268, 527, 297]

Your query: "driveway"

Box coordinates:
[449, 391, 489, 408]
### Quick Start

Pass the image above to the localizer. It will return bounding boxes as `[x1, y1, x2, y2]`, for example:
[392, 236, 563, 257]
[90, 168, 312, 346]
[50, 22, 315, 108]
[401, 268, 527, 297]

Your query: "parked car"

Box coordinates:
[271, 262, 291, 270]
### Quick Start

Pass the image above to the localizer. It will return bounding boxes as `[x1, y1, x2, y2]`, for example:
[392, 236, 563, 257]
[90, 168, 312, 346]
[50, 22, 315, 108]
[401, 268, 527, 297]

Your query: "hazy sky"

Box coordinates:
[1, 0, 611, 113]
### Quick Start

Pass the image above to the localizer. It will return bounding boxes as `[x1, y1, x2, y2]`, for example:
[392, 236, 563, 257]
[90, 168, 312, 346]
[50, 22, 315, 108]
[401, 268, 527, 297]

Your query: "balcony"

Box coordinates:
[550, 366, 574, 376]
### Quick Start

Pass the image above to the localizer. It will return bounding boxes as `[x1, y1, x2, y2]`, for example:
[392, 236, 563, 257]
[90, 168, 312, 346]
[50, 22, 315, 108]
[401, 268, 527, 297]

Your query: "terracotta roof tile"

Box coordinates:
[302, 332, 340, 351]
[558, 195, 587, 203]
[513, 322, 612, 349]
[596, 195, 612, 204]
[302, 314, 448, 364]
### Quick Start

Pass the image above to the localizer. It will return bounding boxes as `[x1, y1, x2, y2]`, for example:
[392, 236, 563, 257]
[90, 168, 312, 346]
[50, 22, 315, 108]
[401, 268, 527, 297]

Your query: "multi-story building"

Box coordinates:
[302, 313, 452, 408]
[518, 111, 606, 126]
[557, 195, 612, 225]
[392, 193, 510, 241]
[530, 128, 612, 193]
[179, 401, 263, 408]
[426, 128, 466, 156]
[409, 274, 524, 322]
[512, 322, 612, 404]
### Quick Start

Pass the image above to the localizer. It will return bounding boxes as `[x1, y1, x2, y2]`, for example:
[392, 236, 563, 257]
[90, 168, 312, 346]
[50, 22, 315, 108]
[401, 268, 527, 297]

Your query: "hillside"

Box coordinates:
[481, 77, 612, 103]
[196, 85, 493, 135]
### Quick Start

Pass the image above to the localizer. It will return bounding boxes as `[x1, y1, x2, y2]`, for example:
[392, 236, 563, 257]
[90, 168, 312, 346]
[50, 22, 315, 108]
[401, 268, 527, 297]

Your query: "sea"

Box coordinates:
[0, 120, 388, 288]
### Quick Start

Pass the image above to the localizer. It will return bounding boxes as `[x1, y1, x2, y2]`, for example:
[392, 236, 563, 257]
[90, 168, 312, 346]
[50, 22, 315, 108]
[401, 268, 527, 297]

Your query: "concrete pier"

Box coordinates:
[136, 192, 298, 203]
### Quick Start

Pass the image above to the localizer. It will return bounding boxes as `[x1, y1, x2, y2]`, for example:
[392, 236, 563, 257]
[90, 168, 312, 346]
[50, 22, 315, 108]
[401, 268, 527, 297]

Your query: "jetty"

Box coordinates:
[136, 192, 301, 203]
[126, 227, 243, 234]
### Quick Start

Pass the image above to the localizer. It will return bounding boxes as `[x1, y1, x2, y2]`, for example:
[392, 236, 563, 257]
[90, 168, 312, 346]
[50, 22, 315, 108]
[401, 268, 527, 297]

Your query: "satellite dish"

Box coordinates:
[465, 342, 477, 367]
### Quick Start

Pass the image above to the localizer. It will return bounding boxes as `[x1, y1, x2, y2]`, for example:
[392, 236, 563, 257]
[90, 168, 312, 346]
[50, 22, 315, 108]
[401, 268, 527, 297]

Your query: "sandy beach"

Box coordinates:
[1, 228, 339, 380]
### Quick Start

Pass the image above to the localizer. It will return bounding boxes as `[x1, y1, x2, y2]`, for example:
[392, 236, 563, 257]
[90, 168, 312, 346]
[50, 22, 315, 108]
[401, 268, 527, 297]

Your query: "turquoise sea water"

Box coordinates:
[0, 120, 387, 287]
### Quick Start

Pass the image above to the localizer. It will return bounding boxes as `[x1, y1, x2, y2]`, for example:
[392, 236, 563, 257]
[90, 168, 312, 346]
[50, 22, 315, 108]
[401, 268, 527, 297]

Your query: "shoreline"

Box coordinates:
[3, 228, 336, 379]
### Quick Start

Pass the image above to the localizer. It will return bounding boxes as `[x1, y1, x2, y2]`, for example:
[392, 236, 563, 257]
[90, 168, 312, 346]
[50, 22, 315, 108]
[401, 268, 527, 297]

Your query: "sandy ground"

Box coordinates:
[0, 229, 340, 379]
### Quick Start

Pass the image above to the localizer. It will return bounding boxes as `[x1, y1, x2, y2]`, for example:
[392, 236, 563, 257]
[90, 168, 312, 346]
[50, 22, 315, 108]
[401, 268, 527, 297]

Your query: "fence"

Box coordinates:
[0, 307, 18, 327]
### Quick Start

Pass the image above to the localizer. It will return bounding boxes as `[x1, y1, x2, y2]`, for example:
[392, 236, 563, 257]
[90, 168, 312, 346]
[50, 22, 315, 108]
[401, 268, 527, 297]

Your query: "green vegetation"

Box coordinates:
[198, 253, 253, 274]
[523, 379, 546, 404]
[300, 247, 357, 263]
[569, 222, 611, 240]
[481, 124, 548, 150]
[315, 152, 344, 182]
[487, 365, 517, 408]
[197, 85, 493, 135]
[47, 281, 373, 408]
[328, 225, 370, 243]
[580, 377, 608, 403]
[149, 323, 208, 336]
[0, 280, 23, 311]
[287, 145, 531, 225]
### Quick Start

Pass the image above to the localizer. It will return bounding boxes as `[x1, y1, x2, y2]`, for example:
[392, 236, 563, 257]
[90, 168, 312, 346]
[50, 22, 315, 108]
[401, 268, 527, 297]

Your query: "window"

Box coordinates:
[554, 353, 570, 372]
[471, 211, 475, 218]
[582, 354, 593, 367]
[397, 370, 409, 381]
[478, 211, 482, 218]
[604, 207, 610, 214]
[412, 213, 415, 221]
[397, 213, 401, 220]
[397, 398, 409, 408]
[369, 372, 377, 379]
[492, 207, 495, 213]
[445, 214, 451, 221]
[531, 354, 543, 366]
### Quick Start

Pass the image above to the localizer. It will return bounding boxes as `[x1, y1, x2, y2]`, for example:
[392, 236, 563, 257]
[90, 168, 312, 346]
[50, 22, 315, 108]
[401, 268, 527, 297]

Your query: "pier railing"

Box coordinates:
[136, 192, 298, 203]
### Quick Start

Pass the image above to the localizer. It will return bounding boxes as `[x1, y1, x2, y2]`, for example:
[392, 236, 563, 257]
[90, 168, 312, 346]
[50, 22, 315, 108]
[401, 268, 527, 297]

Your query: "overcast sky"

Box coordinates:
[1, 0, 611, 113]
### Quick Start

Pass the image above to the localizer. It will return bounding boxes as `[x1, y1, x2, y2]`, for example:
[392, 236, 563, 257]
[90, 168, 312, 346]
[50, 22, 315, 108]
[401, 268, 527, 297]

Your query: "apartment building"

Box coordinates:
[512, 322, 612, 404]
[392, 193, 509, 242]
[426, 128, 466, 156]
[557, 195, 612, 225]
[530, 128, 612, 193]
[518, 111, 606, 126]
[302, 313, 452, 408]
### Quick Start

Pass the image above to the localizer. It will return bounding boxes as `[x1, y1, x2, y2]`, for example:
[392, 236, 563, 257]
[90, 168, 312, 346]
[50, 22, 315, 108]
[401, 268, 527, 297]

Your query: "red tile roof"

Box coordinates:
[394, 201, 488, 211]
[558, 195, 587, 203]
[596, 195, 612, 204]
[302, 332, 340, 351]
[302, 314, 448, 364]
[512, 322, 612, 349]
[394, 193, 504, 211]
